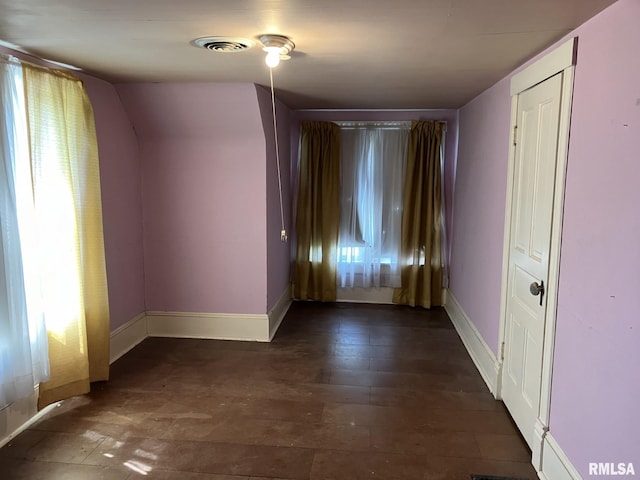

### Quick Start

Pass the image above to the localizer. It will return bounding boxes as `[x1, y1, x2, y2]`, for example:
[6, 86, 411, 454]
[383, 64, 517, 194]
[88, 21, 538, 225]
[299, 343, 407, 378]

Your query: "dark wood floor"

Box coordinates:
[0, 302, 537, 479]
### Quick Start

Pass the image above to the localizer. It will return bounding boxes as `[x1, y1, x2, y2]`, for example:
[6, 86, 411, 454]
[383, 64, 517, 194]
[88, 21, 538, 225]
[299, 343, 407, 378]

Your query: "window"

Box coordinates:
[337, 123, 409, 288]
[1, 54, 110, 410]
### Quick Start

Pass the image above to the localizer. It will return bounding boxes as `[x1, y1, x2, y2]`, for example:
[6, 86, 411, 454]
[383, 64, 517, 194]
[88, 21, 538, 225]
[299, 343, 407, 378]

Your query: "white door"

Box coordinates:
[502, 72, 563, 449]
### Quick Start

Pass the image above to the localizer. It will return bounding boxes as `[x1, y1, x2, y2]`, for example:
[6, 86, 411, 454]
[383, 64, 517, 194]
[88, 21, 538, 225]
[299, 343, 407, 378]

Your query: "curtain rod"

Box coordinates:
[333, 120, 447, 131]
[332, 120, 447, 124]
[0, 53, 82, 81]
[335, 121, 412, 128]
[298, 108, 453, 112]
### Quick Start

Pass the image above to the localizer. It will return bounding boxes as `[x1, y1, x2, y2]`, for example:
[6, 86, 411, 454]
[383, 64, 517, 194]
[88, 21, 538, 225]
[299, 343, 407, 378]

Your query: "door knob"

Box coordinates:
[530, 280, 545, 306]
[529, 281, 544, 296]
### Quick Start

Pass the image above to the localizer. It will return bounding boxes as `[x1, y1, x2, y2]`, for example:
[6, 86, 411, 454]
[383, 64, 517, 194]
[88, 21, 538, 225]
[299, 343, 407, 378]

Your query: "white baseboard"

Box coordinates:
[109, 312, 148, 364]
[539, 432, 582, 480]
[111, 304, 290, 353]
[0, 389, 57, 449]
[268, 285, 292, 341]
[146, 311, 271, 342]
[444, 289, 501, 396]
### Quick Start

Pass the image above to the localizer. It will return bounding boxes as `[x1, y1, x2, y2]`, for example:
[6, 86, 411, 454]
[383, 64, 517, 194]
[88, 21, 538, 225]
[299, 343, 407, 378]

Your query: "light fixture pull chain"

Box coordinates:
[269, 66, 288, 242]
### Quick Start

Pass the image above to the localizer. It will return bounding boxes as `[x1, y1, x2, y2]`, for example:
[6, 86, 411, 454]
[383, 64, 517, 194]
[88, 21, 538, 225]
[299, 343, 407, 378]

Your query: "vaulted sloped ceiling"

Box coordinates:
[0, 0, 617, 109]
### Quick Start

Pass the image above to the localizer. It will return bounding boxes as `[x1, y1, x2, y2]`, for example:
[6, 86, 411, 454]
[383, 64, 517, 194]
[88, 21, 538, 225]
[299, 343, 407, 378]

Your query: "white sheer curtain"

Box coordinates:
[337, 123, 409, 288]
[0, 57, 49, 409]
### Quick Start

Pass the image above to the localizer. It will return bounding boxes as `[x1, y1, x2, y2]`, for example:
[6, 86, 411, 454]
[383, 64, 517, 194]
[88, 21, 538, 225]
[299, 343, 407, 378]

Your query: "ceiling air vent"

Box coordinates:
[191, 36, 254, 52]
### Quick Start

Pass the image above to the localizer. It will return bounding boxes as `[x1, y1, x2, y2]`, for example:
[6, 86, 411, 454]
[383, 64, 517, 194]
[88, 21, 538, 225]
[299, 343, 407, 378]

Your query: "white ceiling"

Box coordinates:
[0, 0, 616, 109]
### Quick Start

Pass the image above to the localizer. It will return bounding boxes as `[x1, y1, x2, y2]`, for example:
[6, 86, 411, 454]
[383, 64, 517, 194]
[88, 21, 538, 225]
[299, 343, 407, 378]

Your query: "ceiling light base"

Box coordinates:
[259, 34, 295, 59]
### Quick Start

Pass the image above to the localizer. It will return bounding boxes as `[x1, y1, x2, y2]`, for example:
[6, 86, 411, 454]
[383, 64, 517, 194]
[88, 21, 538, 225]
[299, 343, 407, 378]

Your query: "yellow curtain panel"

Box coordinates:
[294, 121, 341, 302]
[22, 64, 110, 408]
[393, 120, 444, 308]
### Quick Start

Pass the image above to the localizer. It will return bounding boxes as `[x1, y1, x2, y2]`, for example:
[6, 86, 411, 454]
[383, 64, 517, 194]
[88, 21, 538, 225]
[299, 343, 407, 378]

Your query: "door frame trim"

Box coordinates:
[497, 36, 577, 470]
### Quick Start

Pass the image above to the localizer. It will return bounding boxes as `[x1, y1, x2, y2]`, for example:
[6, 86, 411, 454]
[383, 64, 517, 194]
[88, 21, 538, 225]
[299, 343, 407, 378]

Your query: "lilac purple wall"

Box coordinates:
[448, 81, 511, 353]
[116, 83, 269, 315]
[80, 75, 146, 331]
[256, 86, 293, 311]
[450, 0, 640, 472]
[292, 109, 460, 267]
[549, 0, 640, 470]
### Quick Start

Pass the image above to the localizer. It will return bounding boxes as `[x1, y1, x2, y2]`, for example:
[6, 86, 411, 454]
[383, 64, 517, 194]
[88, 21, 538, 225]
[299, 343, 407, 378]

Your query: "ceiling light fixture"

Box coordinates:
[259, 34, 295, 69]
[259, 34, 295, 242]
